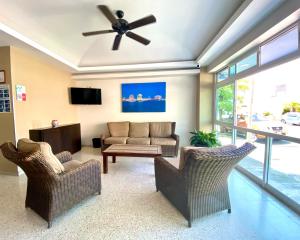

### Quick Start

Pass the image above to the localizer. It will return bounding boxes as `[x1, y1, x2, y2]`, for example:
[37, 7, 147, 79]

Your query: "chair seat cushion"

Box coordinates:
[17, 138, 65, 174]
[151, 137, 176, 146]
[63, 160, 82, 172]
[127, 137, 150, 145]
[104, 137, 128, 144]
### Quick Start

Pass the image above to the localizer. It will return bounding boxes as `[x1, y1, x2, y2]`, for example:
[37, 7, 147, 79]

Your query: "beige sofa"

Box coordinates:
[101, 122, 179, 157]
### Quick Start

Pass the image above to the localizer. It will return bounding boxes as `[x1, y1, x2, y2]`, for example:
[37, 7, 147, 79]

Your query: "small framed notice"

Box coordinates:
[16, 85, 26, 102]
[0, 70, 5, 83]
[0, 84, 11, 112]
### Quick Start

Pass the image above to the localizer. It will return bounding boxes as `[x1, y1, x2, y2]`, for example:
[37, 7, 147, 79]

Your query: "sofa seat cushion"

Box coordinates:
[129, 122, 149, 138]
[63, 160, 82, 172]
[104, 137, 129, 144]
[107, 121, 130, 137]
[127, 137, 150, 145]
[150, 122, 172, 137]
[151, 137, 176, 146]
[17, 138, 65, 174]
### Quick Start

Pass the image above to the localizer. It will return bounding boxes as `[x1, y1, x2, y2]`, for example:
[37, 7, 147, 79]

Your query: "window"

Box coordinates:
[236, 53, 257, 73]
[216, 84, 234, 123]
[236, 131, 264, 180]
[215, 125, 232, 145]
[269, 141, 300, 204]
[214, 22, 300, 212]
[260, 26, 299, 65]
[229, 65, 236, 76]
[216, 68, 229, 82]
[235, 58, 300, 138]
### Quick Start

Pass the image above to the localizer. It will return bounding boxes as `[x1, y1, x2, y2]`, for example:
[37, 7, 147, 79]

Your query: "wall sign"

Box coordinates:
[0, 85, 11, 112]
[16, 85, 26, 101]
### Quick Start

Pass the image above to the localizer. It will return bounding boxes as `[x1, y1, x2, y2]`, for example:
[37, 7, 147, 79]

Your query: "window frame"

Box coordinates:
[213, 20, 300, 215]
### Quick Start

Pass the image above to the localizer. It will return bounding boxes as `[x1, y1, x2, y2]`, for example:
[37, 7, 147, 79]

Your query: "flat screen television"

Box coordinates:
[70, 87, 102, 105]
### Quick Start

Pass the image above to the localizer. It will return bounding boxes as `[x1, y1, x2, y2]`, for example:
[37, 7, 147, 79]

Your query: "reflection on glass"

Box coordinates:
[236, 53, 257, 73]
[216, 84, 234, 123]
[217, 68, 229, 82]
[237, 130, 264, 179]
[269, 141, 300, 204]
[261, 26, 299, 65]
[215, 125, 232, 145]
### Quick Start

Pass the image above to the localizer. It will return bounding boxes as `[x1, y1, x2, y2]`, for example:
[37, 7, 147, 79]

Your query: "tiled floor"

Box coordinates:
[0, 146, 299, 240]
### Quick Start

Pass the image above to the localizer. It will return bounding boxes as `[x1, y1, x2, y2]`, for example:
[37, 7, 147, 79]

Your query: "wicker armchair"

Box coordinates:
[154, 142, 256, 227]
[0, 142, 101, 228]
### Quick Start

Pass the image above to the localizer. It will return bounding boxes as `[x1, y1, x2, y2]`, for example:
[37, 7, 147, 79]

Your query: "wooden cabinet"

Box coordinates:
[29, 123, 81, 154]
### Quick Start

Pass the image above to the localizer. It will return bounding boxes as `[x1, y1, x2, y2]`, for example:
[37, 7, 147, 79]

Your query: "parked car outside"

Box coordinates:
[281, 112, 300, 125]
[252, 114, 287, 139]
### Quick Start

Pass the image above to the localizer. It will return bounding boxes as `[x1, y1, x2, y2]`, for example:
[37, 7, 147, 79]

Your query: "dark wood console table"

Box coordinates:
[29, 123, 81, 154]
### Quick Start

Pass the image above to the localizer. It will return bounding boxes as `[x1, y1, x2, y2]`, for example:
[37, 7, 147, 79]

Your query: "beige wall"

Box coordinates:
[75, 75, 198, 146]
[10, 47, 78, 140]
[197, 67, 214, 131]
[0, 46, 18, 174]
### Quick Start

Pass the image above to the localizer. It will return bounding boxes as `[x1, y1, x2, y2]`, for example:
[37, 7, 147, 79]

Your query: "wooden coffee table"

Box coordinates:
[102, 144, 162, 173]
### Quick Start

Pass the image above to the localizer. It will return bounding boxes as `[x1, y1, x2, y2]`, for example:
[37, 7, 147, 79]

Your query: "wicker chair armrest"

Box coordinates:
[155, 156, 180, 173]
[55, 151, 72, 164]
[155, 156, 186, 194]
[59, 159, 101, 182]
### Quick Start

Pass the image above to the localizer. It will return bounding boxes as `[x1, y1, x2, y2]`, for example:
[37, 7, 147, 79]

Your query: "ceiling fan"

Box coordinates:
[82, 5, 156, 50]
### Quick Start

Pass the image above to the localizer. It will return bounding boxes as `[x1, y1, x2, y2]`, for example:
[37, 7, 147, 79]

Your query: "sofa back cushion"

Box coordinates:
[107, 122, 130, 137]
[17, 138, 65, 174]
[129, 122, 149, 138]
[150, 122, 172, 137]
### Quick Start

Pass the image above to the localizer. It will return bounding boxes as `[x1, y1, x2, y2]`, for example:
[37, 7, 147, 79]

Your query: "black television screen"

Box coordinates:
[70, 87, 102, 105]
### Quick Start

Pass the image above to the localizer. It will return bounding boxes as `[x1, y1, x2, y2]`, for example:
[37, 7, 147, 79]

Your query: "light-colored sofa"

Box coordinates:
[101, 122, 179, 157]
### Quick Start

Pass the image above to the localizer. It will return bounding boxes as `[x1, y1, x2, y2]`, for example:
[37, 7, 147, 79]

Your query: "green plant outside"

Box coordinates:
[189, 130, 221, 147]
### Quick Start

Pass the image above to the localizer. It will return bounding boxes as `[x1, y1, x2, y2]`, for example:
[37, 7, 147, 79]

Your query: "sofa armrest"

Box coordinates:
[55, 151, 72, 164]
[171, 133, 180, 156]
[100, 133, 110, 140]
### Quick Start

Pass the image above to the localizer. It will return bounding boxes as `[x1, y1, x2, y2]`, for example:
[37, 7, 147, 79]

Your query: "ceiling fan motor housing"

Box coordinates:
[112, 19, 129, 34]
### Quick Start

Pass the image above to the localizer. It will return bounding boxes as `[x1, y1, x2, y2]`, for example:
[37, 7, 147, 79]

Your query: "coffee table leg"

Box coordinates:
[112, 156, 116, 163]
[103, 154, 108, 174]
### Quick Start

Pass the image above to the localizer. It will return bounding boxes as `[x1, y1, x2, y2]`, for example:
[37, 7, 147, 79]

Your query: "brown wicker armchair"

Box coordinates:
[0, 142, 101, 228]
[154, 142, 256, 227]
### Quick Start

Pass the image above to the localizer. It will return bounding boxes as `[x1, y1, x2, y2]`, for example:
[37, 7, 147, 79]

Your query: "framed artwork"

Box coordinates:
[0, 70, 5, 83]
[0, 85, 11, 112]
[121, 82, 166, 112]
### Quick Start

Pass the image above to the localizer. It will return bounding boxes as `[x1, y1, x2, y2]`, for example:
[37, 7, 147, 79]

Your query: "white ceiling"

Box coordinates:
[0, 0, 290, 73]
[0, 0, 244, 68]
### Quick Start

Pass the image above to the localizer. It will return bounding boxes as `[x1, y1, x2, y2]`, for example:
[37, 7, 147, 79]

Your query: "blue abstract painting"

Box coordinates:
[122, 82, 166, 112]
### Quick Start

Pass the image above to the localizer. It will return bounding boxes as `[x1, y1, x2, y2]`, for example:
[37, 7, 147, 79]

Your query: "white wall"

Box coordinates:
[75, 75, 198, 146]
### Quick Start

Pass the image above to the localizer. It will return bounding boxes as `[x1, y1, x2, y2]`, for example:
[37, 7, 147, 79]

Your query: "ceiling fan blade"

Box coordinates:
[128, 15, 156, 30]
[98, 5, 117, 24]
[126, 31, 150, 45]
[82, 30, 115, 36]
[112, 34, 122, 50]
